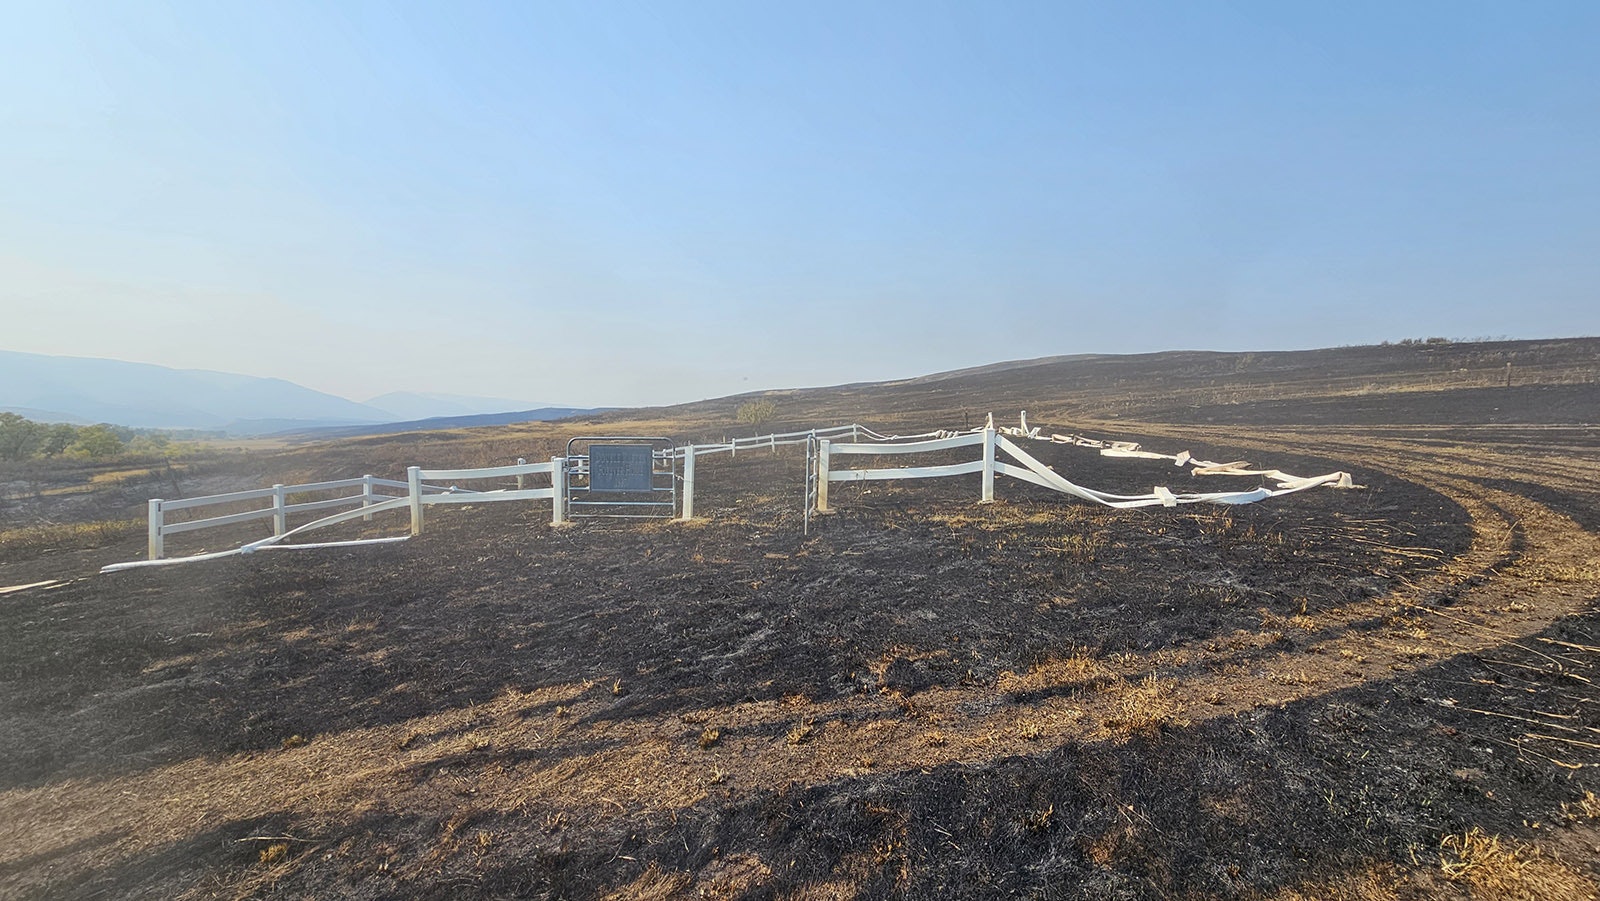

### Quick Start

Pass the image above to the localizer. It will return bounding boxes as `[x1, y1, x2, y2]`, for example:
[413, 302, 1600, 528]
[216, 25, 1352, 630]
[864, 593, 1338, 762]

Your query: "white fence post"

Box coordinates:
[817, 439, 831, 512]
[981, 427, 996, 503]
[408, 466, 423, 535]
[272, 484, 287, 536]
[550, 456, 566, 525]
[852, 424, 860, 442]
[362, 474, 375, 522]
[681, 446, 696, 520]
[516, 459, 526, 491]
[148, 498, 164, 560]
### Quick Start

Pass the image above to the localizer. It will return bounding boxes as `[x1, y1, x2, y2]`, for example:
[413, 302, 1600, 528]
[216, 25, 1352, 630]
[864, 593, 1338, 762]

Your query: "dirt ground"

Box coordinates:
[2, 351, 1599, 899]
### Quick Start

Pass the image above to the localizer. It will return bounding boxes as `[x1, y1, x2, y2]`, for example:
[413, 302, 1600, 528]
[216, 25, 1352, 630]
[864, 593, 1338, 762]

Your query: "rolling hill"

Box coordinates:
[0, 350, 589, 435]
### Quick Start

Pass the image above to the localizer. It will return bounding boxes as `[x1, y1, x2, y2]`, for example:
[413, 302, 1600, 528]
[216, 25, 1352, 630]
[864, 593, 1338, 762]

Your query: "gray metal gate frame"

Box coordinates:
[563, 436, 678, 519]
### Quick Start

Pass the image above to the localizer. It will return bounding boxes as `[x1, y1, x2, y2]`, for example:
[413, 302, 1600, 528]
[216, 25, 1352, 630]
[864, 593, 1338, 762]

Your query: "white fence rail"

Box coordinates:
[674, 424, 860, 459]
[407, 457, 567, 534]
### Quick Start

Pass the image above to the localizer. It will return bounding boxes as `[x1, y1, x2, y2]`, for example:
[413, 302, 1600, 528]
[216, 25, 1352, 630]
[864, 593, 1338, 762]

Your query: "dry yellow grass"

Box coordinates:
[1438, 826, 1598, 901]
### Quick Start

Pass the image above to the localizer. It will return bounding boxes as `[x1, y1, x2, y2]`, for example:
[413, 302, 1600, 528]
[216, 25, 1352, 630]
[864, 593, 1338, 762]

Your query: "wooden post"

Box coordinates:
[981, 427, 996, 503]
[852, 424, 860, 442]
[817, 439, 830, 512]
[681, 446, 695, 520]
[362, 474, 374, 522]
[516, 458, 526, 491]
[550, 456, 566, 525]
[148, 498, 164, 560]
[408, 466, 423, 535]
[272, 484, 287, 536]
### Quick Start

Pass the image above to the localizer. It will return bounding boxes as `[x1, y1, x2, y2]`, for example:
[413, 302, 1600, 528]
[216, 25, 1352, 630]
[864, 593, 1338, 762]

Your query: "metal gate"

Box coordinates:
[563, 436, 677, 519]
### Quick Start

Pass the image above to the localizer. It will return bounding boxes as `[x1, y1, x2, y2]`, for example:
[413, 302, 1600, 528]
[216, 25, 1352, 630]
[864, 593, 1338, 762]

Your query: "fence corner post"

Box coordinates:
[148, 498, 164, 560]
[550, 456, 566, 525]
[362, 474, 375, 521]
[272, 484, 287, 536]
[681, 446, 696, 520]
[981, 427, 996, 503]
[408, 466, 423, 535]
[817, 439, 831, 512]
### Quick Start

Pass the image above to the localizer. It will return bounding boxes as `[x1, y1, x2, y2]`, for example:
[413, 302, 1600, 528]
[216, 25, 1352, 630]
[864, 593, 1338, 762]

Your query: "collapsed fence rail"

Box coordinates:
[144, 475, 456, 561]
[815, 425, 1352, 512]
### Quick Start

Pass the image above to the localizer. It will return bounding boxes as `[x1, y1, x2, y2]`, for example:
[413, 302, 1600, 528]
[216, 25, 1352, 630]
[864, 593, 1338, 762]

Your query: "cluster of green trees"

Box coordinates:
[0, 413, 197, 463]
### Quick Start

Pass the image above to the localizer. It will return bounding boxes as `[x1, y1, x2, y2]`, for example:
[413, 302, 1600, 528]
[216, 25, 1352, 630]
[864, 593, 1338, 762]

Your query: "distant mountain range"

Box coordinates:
[0, 350, 595, 435]
[363, 391, 567, 422]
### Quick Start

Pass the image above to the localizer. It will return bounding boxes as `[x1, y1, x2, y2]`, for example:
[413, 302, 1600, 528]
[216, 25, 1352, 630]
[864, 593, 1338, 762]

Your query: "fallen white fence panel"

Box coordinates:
[253, 536, 411, 552]
[103, 496, 418, 573]
[811, 423, 1351, 514]
[993, 436, 1347, 508]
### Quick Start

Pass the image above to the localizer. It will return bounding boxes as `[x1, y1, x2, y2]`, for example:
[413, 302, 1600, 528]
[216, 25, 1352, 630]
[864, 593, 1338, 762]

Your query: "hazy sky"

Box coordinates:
[2, 2, 1597, 406]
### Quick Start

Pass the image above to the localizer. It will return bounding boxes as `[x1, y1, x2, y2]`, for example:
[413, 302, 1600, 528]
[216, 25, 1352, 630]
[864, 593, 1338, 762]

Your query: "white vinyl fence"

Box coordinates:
[407, 457, 567, 534]
[816, 424, 1351, 511]
[120, 425, 867, 570]
[145, 475, 444, 561]
[109, 416, 1352, 574]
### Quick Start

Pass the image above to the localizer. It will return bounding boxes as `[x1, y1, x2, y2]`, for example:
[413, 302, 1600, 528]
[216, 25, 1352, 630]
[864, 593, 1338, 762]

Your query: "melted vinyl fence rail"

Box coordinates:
[815, 426, 1352, 513]
[106, 419, 1352, 573]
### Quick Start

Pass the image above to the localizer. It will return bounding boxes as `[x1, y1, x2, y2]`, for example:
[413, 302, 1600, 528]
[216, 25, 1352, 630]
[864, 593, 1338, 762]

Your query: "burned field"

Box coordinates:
[2, 419, 1599, 899]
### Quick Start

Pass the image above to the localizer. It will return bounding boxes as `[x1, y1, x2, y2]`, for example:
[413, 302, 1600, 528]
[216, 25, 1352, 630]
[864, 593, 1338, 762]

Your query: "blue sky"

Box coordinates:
[2, 1, 1596, 406]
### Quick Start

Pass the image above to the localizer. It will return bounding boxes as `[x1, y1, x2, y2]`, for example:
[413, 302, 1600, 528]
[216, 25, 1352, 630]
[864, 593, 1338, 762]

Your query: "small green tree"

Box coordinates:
[66, 424, 125, 459]
[0, 413, 43, 462]
[40, 423, 78, 457]
[736, 398, 776, 432]
[127, 433, 171, 457]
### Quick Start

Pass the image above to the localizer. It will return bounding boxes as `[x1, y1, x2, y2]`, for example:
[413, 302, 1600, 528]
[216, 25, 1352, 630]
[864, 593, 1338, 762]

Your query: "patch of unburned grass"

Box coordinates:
[1439, 826, 1597, 900]
[1559, 790, 1599, 824]
[0, 518, 141, 556]
[1103, 674, 1183, 736]
[1525, 561, 1600, 584]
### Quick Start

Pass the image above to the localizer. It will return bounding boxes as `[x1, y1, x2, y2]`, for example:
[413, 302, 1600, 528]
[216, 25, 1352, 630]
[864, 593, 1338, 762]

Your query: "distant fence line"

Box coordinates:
[109, 416, 1352, 574]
